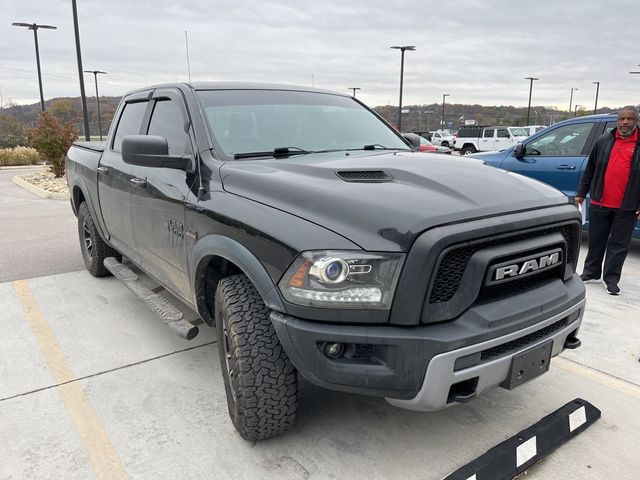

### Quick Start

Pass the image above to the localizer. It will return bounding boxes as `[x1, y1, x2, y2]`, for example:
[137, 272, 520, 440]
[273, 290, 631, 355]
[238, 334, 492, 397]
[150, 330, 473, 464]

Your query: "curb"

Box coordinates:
[12, 175, 69, 200]
[0, 164, 47, 171]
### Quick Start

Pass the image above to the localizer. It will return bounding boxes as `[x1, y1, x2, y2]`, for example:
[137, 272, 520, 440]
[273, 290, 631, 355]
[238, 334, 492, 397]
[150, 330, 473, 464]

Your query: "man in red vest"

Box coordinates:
[575, 105, 640, 295]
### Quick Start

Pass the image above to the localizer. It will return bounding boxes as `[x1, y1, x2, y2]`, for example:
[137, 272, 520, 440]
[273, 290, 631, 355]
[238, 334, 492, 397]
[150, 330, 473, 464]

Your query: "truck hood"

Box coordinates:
[220, 151, 568, 251]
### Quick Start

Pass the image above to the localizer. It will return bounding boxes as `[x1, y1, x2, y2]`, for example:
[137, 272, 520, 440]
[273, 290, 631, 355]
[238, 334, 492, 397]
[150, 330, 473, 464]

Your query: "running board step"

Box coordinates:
[103, 257, 199, 340]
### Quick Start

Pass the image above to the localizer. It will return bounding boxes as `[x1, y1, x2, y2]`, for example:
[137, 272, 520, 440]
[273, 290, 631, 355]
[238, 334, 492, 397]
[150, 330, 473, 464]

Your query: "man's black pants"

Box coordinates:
[582, 204, 637, 285]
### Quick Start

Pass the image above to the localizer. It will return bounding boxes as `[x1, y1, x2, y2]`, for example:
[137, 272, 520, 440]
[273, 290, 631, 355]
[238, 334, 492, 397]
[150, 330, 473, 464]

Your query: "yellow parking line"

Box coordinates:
[554, 356, 640, 399]
[13, 280, 128, 480]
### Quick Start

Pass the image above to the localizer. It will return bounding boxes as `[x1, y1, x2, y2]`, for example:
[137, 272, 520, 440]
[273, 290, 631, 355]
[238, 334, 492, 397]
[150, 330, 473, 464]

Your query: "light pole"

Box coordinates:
[418, 110, 435, 132]
[574, 104, 582, 117]
[525, 77, 539, 125]
[348, 87, 361, 98]
[84, 70, 107, 140]
[441, 94, 450, 130]
[593, 81, 600, 114]
[390, 45, 415, 131]
[424, 110, 434, 132]
[569, 87, 578, 116]
[11, 22, 57, 112]
[72, 0, 91, 140]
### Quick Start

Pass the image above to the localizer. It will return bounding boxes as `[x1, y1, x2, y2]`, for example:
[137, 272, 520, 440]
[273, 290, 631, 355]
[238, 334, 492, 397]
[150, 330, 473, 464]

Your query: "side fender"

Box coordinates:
[190, 234, 286, 314]
[70, 177, 109, 241]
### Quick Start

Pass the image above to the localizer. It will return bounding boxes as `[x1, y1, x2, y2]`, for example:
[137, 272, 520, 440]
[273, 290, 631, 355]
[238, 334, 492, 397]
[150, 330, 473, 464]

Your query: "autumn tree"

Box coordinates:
[0, 113, 27, 148]
[27, 112, 78, 177]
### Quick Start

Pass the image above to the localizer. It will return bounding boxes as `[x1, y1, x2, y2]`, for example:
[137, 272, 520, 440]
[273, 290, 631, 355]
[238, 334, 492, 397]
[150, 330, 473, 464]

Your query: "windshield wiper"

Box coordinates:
[346, 144, 410, 151]
[233, 146, 313, 160]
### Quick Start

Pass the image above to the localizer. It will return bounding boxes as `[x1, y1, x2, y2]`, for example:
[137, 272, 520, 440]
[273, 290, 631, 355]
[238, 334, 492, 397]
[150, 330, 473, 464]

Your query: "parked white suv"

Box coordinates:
[507, 127, 529, 138]
[454, 126, 522, 155]
[523, 125, 547, 136]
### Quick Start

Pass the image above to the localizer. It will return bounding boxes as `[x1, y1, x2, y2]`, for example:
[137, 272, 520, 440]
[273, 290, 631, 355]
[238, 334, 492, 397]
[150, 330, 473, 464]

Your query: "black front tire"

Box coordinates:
[460, 146, 476, 156]
[77, 202, 120, 277]
[214, 274, 298, 441]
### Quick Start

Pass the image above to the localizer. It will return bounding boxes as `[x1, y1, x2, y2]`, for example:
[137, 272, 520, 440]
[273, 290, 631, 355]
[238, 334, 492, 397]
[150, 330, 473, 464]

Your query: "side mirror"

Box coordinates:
[122, 135, 192, 171]
[402, 133, 421, 149]
[513, 143, 525, 158]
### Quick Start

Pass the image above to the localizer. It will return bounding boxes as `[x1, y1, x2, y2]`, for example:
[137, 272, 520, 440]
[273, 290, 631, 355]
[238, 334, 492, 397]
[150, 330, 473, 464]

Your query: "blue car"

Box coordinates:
[470, 113, 640, 238]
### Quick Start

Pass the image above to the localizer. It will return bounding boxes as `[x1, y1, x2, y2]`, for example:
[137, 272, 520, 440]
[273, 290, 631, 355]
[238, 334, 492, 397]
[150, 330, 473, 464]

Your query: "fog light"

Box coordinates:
[324, 342, 345, 359]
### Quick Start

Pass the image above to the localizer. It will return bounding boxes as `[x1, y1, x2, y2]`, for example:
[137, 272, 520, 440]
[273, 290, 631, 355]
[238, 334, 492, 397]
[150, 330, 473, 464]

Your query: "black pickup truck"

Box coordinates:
[66, 82, 585, 441]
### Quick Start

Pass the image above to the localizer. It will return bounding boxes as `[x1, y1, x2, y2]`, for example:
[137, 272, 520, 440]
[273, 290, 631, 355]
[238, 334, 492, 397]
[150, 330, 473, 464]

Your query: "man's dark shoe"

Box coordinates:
[605, 283, 620, 295]
[580, 273, 601, 284]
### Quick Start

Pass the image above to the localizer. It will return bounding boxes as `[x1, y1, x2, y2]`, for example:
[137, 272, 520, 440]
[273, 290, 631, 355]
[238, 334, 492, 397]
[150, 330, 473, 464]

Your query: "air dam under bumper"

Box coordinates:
[270, 276, 584, 406]
[387, 298, 584, 411]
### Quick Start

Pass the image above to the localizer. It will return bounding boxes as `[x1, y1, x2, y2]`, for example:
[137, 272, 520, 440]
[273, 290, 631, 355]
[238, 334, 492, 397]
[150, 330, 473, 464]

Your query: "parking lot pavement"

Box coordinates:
[2, 249, 640, 479]
[0, 168, 84, 283]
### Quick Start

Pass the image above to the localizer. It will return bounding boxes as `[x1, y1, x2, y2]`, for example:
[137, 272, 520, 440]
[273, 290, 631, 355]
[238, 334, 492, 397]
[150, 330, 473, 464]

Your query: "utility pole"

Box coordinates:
[84, 70, 107, 140]
[11, 22, 57, 111]
[593, 81, 600, 114]
[390, 45, 415, 131]
[569, 87, 578, 116]
[525, 77, 539, 125]
[71, 0, 91, 140]
[441, 94, 450, 130]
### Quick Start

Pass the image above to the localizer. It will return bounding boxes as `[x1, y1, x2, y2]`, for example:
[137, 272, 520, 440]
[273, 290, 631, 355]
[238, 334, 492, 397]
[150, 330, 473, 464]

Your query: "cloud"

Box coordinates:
[1, 0, 637, 109]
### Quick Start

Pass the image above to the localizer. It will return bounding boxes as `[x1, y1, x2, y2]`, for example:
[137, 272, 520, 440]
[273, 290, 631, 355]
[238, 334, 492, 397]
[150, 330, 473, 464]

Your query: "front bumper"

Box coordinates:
[387, 298, 583, 411]
[270, 275, 584, 407]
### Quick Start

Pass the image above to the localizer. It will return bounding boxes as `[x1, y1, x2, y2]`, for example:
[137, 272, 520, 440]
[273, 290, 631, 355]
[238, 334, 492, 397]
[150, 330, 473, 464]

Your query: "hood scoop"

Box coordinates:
[336, 170, 393, 183]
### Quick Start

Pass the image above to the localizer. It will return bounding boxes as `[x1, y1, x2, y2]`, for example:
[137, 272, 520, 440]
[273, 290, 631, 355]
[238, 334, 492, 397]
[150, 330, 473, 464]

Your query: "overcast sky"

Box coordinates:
[2, 0, 638, 111]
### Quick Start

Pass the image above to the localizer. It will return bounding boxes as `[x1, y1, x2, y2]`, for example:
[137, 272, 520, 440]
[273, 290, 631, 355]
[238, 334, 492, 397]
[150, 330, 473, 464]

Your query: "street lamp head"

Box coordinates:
[525, 77, 539, 81]
[390, 45, 416, 51]
[84, 70, 108, 75]
[12, 22, 57, 30]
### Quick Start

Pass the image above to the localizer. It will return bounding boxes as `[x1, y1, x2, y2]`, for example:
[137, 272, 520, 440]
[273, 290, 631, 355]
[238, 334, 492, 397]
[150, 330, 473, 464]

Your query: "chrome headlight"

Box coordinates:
[278, 251, 405, 309]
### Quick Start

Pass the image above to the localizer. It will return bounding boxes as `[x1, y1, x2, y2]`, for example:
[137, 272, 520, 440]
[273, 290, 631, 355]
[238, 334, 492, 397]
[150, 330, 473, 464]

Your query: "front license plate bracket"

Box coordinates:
[501, 339, 553, 390]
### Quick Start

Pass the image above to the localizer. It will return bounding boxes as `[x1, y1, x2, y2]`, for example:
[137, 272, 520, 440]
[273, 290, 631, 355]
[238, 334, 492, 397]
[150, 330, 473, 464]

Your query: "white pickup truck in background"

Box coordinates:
[429, 130, 456, 148]
[454, 126, 524, 155]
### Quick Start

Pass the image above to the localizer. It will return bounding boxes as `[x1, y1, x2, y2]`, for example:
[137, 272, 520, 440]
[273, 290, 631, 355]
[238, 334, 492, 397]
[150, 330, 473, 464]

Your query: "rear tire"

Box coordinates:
[460, 146, 476, 156]
[77, 202, 120, 277]
[214, 274, 298, 441]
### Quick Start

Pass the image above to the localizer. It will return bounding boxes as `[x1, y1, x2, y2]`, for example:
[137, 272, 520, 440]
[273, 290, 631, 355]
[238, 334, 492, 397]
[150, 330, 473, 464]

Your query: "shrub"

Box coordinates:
[0, 146, 40, 166]
[27, 112, 78, 177]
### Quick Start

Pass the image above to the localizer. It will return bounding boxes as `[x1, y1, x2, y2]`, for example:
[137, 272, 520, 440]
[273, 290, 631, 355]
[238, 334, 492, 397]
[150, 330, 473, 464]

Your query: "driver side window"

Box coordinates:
[525, 122, 595, 156]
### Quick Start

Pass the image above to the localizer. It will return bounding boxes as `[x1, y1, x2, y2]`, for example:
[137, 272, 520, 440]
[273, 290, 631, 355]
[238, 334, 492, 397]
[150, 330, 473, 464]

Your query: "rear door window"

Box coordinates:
[112, 101, 148, 152]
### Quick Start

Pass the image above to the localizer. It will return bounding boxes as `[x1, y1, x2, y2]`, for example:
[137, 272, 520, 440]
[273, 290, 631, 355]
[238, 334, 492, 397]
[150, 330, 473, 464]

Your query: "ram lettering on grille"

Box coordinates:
[494, 252, 561, 282]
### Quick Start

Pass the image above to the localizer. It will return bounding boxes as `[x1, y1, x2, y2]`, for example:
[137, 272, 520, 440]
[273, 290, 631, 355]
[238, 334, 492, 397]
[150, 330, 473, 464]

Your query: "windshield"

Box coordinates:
[196, 89, 409, 159]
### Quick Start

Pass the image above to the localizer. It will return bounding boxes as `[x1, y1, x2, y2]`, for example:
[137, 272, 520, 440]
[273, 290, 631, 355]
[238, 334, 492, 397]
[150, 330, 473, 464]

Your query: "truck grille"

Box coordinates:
[429, 224, 576, 304]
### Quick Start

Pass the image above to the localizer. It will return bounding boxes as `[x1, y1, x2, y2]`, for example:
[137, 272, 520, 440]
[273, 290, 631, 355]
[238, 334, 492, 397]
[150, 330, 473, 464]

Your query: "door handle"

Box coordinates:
[97, 167, 109, 175]
[556, 165, 576, 170]
[129, 177, 147, 186]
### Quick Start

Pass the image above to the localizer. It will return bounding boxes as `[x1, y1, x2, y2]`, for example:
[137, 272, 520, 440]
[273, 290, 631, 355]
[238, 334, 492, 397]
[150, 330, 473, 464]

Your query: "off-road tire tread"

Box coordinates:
[215, 274, 297, 441]
[460, 146, 476, 156]
[77, 202, 120, 277]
